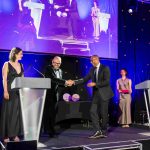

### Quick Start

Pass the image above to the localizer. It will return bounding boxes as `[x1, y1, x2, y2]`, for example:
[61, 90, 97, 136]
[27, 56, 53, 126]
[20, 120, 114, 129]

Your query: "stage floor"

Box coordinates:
[38, 126, 150, 150]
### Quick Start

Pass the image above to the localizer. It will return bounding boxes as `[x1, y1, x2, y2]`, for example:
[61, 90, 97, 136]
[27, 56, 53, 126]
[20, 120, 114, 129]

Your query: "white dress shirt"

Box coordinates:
[95, 63, 100, 82]
[55, 69, 62, 79]
[70, 0, 72, 6]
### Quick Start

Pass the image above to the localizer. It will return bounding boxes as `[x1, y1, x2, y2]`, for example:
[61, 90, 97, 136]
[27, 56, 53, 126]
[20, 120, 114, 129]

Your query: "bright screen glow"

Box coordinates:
[0, 0, 118, 58]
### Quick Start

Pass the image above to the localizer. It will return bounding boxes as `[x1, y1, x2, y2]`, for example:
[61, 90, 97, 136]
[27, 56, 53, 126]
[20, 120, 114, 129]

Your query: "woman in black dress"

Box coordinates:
[0, 47, 24, 143]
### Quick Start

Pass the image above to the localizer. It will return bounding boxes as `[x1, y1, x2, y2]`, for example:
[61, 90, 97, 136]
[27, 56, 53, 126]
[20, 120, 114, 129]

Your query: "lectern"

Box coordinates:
[11, 77, 51, 146]
[135, 80, 150, 126]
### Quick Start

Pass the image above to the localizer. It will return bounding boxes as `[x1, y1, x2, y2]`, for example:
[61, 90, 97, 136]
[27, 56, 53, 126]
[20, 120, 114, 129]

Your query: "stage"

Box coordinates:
[38, 126, 150, 150]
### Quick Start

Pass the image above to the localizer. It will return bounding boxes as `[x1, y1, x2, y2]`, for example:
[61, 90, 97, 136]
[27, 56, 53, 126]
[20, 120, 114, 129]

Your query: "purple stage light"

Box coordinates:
[63, 93, 71, 102]
[72, 94, 80, 102]
[56, 11, 62, 17]
[62, 12, 67, 17]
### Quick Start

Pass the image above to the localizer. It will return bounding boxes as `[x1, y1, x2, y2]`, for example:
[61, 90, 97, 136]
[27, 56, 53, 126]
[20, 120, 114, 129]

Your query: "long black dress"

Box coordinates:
[0, 62, 24, 139]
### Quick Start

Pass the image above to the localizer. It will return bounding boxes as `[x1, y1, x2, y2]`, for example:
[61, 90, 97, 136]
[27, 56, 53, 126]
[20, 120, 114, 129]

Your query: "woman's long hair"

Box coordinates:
[9, 47, 22, 62]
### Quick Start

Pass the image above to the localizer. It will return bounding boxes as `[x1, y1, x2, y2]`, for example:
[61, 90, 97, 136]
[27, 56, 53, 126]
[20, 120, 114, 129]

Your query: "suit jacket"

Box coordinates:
[66, 0, 79, 18]
[75, 64, 114, 101]
[45, 65, 66, 102]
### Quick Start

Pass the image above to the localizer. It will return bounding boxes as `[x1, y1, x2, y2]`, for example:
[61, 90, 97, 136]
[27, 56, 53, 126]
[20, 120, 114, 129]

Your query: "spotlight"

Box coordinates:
[127, 0, 138, 13]
[128, 8, 133, 13]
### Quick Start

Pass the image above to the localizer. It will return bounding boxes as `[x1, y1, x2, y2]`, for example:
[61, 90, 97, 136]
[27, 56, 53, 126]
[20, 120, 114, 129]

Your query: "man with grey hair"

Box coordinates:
[43, 56, 72, 137]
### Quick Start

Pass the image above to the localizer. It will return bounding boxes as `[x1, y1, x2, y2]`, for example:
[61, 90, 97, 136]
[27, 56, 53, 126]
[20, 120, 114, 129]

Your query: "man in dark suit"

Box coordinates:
[73, 55, 114, 138]
[43, 56, 71, 137]
[66, 0, 81, 39]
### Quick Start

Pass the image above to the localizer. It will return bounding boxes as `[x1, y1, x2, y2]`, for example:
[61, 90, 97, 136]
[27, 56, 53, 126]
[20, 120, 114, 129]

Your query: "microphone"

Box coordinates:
[32, 66, 45, 78]
[24, 64, 32, 74]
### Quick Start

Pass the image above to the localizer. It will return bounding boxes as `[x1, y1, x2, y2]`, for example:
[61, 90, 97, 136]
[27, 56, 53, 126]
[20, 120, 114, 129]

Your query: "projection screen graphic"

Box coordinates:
[0, 0, 118, 58]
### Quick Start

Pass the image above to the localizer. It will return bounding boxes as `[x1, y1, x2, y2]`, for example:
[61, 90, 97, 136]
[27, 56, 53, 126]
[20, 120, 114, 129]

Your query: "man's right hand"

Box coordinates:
[65, 80, 75, 87]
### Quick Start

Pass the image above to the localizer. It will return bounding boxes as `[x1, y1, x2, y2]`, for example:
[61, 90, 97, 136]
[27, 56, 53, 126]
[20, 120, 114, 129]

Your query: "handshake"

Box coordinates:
[65, 80, 75, 87]
[65, 80, 96, 87]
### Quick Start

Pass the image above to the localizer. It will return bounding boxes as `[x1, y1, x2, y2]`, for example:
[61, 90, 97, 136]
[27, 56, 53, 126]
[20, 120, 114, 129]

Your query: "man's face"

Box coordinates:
[90, 56, 100, 67]
[52, 58, 61, 69]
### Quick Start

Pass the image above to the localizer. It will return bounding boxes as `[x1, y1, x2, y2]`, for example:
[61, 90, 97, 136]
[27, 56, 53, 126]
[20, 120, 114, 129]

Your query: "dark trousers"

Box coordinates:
[90, 90, 109, 132]
[70, 13, 81, 38]
[43, 94, 58, 134]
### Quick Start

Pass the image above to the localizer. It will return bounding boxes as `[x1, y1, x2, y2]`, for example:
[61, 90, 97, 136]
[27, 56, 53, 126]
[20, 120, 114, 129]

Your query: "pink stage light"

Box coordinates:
[63, 93, 71, 102]
[72, 94, 80, 102]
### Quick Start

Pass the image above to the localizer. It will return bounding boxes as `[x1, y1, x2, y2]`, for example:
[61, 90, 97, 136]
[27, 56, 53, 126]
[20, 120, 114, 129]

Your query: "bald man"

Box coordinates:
[43, 56, 71, 137]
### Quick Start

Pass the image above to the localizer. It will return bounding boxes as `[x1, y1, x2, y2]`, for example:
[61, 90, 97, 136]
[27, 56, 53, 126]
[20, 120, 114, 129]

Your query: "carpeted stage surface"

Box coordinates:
[38, 127, 150, 150]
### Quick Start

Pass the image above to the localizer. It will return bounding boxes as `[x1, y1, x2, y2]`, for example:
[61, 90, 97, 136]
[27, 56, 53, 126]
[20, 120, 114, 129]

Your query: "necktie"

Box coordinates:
[94, 67, 97, 82]
[95, 67, 99, 82]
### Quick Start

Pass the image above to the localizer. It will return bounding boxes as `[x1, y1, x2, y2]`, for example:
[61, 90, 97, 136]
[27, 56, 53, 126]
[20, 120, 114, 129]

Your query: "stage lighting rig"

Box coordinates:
[127, 0, 138, 13]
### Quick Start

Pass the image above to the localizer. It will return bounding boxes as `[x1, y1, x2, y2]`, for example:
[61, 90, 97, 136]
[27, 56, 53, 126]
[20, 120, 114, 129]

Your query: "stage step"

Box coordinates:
[40, 141, 142, 150]
[83, 141, 142, 150]
[62, 47, 90, 56]
[59, 37, 91, 56]
[62, 42, 89, 49]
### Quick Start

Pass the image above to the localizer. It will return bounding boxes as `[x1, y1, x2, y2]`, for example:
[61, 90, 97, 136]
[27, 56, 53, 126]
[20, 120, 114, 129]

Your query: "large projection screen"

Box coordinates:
[0, 0, 118, 58]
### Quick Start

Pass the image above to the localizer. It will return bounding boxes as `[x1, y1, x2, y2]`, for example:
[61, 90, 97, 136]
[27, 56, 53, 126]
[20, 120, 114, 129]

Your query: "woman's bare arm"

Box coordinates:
[2, 62, 9, 100]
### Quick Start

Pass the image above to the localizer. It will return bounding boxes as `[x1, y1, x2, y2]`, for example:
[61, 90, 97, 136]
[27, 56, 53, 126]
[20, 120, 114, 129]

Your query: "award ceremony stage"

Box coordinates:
[0, 0, 150, 150]
[39, 126, 150, 150]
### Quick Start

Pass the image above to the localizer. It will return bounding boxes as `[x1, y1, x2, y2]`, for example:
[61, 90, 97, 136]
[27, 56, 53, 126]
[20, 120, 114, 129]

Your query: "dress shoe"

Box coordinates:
[88, 130, 108, 139]
[101, 134, 107, 138]
[88, 131, 103, 139]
